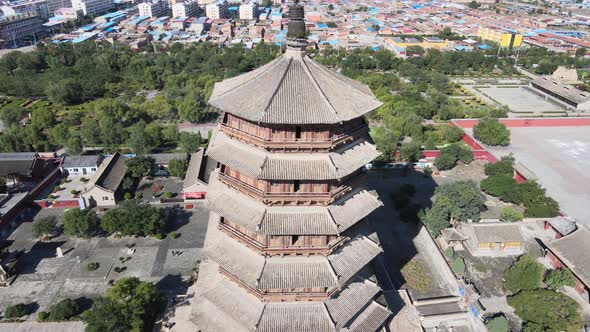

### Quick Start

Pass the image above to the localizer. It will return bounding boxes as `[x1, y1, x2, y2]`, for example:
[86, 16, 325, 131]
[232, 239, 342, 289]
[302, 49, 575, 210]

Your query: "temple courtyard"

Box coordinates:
[0, 203, 209, 318]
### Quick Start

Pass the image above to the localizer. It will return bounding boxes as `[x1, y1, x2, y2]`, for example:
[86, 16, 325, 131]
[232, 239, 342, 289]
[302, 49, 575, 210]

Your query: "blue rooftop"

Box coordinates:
[316, 23, 328, 29]
[478, 44, 491, 50]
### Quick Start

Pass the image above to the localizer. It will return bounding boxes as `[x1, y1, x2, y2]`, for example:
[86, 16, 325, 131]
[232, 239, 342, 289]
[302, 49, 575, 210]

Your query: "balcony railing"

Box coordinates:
[219, 221, 347, 256]
[219, 171, 367, 206]
[220, 122, 368, 152]
[219, 267, 334, 302]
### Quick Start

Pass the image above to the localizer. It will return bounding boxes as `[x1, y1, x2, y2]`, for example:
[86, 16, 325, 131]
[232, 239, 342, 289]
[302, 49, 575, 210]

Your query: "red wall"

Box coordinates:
[422, 150, 441, 158]
[34, 200, 79, 208]
[453, 118, 590, 129]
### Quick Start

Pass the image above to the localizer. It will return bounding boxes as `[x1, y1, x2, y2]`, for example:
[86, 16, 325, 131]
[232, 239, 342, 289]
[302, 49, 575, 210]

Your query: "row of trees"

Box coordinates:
[503, 254, 582, 332]
[480, 157, 560, 218]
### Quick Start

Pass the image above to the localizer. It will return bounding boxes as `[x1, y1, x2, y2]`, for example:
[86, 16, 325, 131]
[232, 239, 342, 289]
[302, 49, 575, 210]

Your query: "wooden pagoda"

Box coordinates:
[190, 2, 392, 331]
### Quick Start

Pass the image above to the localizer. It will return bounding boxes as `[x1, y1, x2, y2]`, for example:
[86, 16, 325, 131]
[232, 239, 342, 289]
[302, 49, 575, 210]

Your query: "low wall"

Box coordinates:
[35, 199, 80, 209]
[452, 117, 590, 129]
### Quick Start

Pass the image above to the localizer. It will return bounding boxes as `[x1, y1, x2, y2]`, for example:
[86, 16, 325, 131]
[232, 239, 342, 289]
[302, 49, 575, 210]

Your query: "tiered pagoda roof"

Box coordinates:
[208, 52, 383, 125]
[190, 2, 391, 331]
[208, 131, 380, 180]
[207, 170, 383, 235]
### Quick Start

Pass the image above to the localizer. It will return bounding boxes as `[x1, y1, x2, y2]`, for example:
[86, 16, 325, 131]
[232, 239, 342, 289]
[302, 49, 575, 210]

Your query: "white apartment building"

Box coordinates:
[71, 0, 114, 16]
[172, 0, 198, 17]
[238, 1, 256, 20]
[1, 0, 50, 18]
[53, 7, 81, 20]
[205, 0, 227, 19]
[46, 0, 72, 16]
[138, 0, 168, 17]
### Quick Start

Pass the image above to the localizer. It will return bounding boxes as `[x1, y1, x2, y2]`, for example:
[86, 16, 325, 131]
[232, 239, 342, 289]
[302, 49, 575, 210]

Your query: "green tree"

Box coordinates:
[434, 153, 456, 171]
[544, 268, 576, 290]
[125, 156, 155, 178]
[65, 135, 83, 155]
[31, 108, 55, 129]
[508, 289, 582, 332]
[32, 216, 58, 238]
[575, 47, 587, 57]
[127, 120, 158, 155]
[500, 206, 524, 222]
[45, 79, 81, 105]
[519, 181, 560, 217]
[0, 106, 25, 127]
[405, 45, 424, 56]
[82, 277, 164, 332]
[162, 125, 179, 144]
[370, 126, 398, 162]
[179, 132, 202, 154]
[473, 117, 510, 146]
[485, 315, 508, 332]
[399, 142, 421, 162]
[63, 208, 99, 238]
[468, 0, 480, 8]
[480, 174, 521, 203]
[425, 181, 483, 236]
[484, 156, 514, 176]
[439, 125, 463, 143]
[434, 143, 472, 170]
[100, 200, 165, 236]
[168, 158, 188, 178]
[48, 298, 79, 321]
[4, 303, 29, 319]
[503, 254, 544, 294]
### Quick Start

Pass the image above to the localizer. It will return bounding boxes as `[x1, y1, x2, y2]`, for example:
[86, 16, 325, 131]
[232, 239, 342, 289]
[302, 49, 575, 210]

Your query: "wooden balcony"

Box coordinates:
[218, 171, 367, 206]
[220, 122, 368, 152]
[219, 267, 334, 302]
[219, 222, 347, 256]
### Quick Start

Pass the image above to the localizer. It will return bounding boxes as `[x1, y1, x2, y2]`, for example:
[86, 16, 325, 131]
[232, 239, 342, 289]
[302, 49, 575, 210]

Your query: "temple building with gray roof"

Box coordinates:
[188, 2, 392, 331]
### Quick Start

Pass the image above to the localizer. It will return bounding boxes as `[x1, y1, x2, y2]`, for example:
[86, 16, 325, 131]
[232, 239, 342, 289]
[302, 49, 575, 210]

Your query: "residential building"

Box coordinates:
[187, 15, 209, 34]
[545, 227, 590, 302]
[182, 149, 212, 203]
[53, 7, 81, 20]
[189, 3, 391, 330]
[530, 76, 590, 111]
[82, 152, 128, 207]
[0, 0, 50, 19]
[205, 0, 227, 19]
[477, 26, 522, 48]
[459, 222, 525, 256]
[46, 0, 72, 16]
[238, 0, 257, 20]
[0, 153, 43, 186]
[0, 12, 46, 45]
[71, 0, 114, 17]
[60, 155, 102, 176]
[172, 0, 198, 17]
[138, 0, 168, 17]
[544, 217, 577, 239]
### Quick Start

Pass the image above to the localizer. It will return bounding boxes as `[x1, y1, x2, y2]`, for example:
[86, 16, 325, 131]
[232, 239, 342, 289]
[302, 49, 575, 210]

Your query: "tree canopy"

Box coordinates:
[100, 200, 165, 236]
[82, 277, 164, 332]
[473, 117, 510, 146]
[503, 254, 544, 294]
[63, 208, 99, 238]
[508, 289, 582, 332]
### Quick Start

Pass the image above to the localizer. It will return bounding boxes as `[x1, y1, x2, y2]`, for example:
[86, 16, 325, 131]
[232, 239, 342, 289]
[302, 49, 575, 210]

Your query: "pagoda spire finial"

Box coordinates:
[286, 0, 307, 51]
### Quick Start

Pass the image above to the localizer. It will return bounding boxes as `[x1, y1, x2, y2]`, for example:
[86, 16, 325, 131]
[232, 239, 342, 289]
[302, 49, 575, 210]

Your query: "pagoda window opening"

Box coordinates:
[291, 235, 300, 245]
[295, 126, 302, 140]
[294, 180, 301, 192]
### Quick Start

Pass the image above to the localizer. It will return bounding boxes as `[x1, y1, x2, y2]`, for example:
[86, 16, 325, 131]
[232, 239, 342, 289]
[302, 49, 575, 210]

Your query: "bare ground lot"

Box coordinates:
[0, 203, 209, 319]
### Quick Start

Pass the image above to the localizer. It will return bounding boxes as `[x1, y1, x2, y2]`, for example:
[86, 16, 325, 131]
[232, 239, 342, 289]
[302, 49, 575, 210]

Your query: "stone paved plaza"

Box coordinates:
[476, 86, 563, 114]
[0, 203, 209, 318]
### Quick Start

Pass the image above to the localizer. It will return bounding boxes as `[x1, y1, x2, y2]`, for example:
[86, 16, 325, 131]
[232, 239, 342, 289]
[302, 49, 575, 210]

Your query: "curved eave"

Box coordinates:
[206, 130, 380, 181]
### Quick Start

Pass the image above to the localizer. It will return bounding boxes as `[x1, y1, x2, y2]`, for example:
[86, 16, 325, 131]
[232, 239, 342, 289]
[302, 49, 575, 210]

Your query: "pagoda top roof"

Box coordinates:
[208, 49, 383, 125]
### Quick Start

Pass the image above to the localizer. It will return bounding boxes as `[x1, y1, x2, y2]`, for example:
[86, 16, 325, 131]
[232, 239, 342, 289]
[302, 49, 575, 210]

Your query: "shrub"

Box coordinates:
[439, 125, 464, 143]
[63, 209, 99, 238]
[544, 269, 575, 290]
[508, 289, 582, 332]
[434, 143, 473, 170]
[80, 177, 89, 183]
[48, 194, 56, 199]
[519, 181, 560, 218]
[4, 303, 29, 319]
[484, 156, 514, 176]
[163, 191, 173, 199]
[500, 207, 524, 222]
[486, 315, 508, 332]
[480, 174, 521, 204]
[60, 178, 67, 185]
[434, 153, 456, 171]
[503, 254, 544, 294]
[423, 166, 433, 177]
[32, 216, 58, 238]
[399, 142, 421, 162]
[86, 262, 100, 272]
[70, 190, 79, 195]
[451, 257, 466, 275]
[401, 259, 431, 292]
[48, 298, 79, 321]
[169, 232, 177, 239]
[53, 185, 61, 193]
[444, 246, 455, 258]
[155, 233, 163, 240]
[37, 311, 48, 322]
[473, 117, 510, 146]
[123, 192, 133, 200]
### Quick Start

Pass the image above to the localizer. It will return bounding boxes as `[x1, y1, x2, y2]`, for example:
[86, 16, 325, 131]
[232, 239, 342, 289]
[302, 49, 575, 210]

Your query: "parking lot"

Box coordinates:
[0, 203, 209, 318]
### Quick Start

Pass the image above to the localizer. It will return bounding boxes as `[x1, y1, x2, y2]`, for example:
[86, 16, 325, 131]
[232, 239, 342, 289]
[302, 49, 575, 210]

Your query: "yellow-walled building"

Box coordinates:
[477, 26, 522, 48]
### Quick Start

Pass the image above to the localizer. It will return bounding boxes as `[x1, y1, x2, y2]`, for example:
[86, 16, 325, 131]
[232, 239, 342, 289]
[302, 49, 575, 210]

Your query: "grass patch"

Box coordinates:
[401, 259, 431, 292]
[473, 262, 489, 273]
